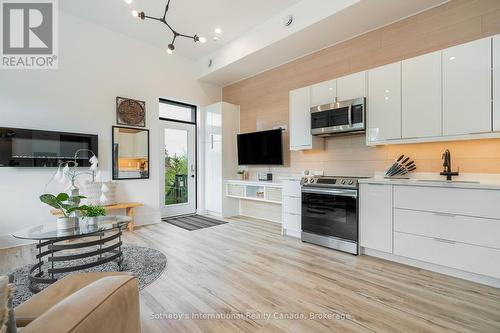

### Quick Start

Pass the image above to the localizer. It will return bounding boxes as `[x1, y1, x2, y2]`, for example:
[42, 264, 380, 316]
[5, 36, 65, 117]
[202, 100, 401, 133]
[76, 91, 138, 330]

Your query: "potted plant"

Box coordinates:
[39, 193, 88, 230]
[237, 170, 245, 180]
[83, 205, 106, 226]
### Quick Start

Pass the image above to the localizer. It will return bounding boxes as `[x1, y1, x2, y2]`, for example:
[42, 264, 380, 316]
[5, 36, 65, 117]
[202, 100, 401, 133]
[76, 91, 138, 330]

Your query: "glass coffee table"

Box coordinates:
[12, 216, 131, 293]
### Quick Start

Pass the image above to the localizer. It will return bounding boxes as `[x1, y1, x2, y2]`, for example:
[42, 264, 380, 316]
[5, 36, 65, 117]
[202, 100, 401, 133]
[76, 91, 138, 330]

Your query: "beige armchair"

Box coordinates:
[15, 272, 140, 333]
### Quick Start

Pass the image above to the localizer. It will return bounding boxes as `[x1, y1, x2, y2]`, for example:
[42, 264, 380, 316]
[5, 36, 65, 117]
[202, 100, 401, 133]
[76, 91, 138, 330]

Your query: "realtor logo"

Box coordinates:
[1, 0, 58, 69]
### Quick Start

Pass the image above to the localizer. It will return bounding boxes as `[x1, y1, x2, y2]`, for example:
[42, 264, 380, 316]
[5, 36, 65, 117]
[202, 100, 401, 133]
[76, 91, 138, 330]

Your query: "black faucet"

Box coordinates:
[440, 149, 459, 181]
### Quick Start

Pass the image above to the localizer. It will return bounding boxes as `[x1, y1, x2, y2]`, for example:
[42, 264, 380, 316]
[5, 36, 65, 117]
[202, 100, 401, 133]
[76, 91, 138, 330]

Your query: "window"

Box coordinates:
[159, 99, 196, 123]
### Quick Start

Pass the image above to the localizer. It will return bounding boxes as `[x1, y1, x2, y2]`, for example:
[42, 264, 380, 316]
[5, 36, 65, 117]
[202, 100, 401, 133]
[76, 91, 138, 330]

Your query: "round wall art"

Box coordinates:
[116, 97, 146, 127]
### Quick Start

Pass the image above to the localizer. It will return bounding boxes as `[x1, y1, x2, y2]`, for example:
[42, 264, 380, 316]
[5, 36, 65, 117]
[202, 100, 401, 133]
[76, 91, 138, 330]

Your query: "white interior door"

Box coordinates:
[160, 120, 196, 217]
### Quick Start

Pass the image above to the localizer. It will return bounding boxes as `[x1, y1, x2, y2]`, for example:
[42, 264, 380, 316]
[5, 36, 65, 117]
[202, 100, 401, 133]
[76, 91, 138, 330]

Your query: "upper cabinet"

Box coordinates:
[310, 79, 336, 106]
[367, 62, 402, 143]
[494, 34, 500, 132]
[288, 35, 499, 148]
[337, 71, 366, 100]
[402, 51, 442, 138]
[442, 37, 491, 136]
[289, 87, 323, 150]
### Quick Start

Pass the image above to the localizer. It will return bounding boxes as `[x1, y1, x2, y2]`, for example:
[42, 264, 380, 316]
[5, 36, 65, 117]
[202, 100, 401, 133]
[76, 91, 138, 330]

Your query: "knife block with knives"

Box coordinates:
[384, 155, 417, 178]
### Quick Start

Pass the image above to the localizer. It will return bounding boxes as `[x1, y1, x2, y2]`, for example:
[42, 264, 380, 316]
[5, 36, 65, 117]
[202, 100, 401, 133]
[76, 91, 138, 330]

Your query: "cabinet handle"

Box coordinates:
[210, 134, 214, 149]
[433, 212, 457, 218]
[433, 238, 456, 244]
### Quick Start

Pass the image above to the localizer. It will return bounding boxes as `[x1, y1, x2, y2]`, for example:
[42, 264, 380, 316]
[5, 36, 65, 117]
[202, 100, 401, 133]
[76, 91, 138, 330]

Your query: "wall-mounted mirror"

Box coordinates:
[112, 126, 149, 180]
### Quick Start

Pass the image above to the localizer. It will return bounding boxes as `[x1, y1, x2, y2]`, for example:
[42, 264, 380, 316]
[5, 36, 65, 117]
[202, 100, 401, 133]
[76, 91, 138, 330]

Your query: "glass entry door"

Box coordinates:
[160, 120, 196, 217]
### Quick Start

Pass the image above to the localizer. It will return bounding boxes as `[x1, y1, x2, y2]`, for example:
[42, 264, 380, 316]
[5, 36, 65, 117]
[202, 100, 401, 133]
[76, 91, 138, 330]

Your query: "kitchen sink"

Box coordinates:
[415, 179, 480, 184]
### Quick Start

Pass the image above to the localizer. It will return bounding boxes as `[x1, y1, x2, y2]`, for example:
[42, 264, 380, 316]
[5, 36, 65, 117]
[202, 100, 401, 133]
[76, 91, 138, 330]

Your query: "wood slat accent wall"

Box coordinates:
[223, 0, 500, 176]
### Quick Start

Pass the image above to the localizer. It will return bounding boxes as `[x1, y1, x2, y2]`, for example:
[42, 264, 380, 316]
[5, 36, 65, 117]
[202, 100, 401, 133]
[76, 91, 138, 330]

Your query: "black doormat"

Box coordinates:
[163, 215, 227, 231]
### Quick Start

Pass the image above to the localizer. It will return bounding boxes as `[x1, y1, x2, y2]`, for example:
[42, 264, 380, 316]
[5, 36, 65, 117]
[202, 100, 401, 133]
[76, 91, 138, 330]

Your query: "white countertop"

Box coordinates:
[359, 177, 500, 190]
[225, 179, 283, 186]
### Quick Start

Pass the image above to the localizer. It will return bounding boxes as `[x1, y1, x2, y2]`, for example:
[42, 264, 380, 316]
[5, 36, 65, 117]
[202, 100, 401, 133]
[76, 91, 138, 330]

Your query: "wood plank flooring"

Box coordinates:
[123, 216, 500, 333]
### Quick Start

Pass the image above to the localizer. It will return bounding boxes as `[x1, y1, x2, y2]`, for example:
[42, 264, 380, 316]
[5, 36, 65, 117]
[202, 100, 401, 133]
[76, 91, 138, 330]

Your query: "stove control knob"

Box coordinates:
[349, 180, 354, 185]
[303, 178, 309, 184]
[341, 180, 347, 185]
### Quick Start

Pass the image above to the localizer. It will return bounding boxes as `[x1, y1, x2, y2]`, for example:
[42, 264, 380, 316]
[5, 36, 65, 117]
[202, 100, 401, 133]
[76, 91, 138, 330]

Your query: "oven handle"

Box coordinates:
[301, 188, 358, 198]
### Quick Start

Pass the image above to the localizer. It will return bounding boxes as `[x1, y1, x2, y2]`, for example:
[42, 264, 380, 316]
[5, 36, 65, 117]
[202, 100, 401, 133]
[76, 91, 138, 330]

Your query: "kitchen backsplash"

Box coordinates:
[246, 135, 500, 179]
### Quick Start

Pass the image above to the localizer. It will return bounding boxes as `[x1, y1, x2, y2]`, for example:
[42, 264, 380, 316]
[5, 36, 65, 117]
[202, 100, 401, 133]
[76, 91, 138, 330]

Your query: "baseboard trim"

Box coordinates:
[362, 247, 500, 288]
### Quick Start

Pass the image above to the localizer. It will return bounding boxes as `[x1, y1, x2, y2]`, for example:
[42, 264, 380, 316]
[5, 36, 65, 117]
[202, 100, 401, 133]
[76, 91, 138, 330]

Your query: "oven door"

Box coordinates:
[301, 187, 358, 242]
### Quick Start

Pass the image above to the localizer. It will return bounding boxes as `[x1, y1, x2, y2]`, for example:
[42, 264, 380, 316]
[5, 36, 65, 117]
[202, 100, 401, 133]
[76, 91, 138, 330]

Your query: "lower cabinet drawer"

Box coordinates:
[283, 196, 301, 215]
[283, 212, 301, 233]
[394, 209, 500, 249]
[394, 232, 500, 279]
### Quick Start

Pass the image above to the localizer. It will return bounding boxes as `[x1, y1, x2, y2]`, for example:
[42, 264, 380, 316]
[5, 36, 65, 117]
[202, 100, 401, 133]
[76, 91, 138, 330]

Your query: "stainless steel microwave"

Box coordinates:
[310, 97, 365, 136]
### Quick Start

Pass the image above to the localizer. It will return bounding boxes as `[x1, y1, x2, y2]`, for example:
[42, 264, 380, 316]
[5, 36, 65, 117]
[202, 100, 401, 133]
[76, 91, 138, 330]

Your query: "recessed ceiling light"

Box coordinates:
[214, 27, 222, 34]
[199, 36, 206, 43]
[124, 0, 133, 4]
[449, 56, 456, 60]
[329, 87, 333, 91]
[131, 10, 139, 17]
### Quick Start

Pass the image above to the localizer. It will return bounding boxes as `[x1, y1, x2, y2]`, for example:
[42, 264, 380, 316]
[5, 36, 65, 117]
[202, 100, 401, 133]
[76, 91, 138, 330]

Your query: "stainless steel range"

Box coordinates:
[300, 176, 363, 255]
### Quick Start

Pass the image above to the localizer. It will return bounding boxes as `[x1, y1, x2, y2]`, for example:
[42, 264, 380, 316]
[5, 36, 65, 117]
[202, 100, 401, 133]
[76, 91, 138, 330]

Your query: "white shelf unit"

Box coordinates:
[225, 180, 282, 204]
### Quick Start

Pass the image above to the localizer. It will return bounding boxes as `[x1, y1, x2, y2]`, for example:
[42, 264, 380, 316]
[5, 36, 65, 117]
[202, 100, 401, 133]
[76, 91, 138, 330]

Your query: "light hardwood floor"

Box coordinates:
[123, 217, 500, 333]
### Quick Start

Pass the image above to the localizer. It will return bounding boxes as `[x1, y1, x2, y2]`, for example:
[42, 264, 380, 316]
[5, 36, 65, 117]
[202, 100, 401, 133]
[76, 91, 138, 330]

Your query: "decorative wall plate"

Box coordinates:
[116, 97, 146, 127]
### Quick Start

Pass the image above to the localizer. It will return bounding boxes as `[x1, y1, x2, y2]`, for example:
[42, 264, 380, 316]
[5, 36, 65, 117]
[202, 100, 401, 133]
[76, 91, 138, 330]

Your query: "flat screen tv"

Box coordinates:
[0, 127, 98, 167]
[237, 129, 283, 165]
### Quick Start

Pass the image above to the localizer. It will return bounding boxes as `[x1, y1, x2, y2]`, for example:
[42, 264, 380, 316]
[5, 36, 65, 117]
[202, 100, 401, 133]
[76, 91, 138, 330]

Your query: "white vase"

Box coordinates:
[87, 216, 99, 227]
[57, 217, 75, 230]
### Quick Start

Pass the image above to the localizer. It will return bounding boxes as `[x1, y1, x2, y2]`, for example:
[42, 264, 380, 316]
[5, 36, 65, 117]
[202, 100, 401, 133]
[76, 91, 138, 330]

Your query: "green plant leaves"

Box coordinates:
[56, 193, 69, 201]
[39, 192, 88, 218]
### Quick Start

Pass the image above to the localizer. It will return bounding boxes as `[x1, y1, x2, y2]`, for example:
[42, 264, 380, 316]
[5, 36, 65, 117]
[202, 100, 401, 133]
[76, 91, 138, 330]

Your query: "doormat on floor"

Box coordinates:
[162, 215, 227, 231]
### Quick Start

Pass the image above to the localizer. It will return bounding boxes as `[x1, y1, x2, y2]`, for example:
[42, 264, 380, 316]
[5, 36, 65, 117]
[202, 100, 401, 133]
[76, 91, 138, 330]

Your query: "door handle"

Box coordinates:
[433, 238, 456, 245]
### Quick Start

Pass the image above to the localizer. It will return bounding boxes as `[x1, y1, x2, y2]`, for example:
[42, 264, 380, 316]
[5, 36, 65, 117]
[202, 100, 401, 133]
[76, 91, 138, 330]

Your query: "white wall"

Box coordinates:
[0, 11, 221, 237]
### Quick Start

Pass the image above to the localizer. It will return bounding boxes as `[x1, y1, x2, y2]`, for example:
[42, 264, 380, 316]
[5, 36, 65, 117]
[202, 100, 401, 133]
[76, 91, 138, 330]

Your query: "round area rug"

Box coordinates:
[9, 245, 167, 307]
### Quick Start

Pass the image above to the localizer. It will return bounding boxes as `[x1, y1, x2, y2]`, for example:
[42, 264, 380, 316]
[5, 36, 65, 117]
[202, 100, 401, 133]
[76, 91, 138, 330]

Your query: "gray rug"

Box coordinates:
[9, 245, 166, 307]
[163, 214, 227, 231]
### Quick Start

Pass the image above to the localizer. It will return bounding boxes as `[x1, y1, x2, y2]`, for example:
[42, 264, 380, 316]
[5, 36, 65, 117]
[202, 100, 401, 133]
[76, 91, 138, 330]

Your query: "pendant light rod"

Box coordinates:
[137, 0, 200, 53]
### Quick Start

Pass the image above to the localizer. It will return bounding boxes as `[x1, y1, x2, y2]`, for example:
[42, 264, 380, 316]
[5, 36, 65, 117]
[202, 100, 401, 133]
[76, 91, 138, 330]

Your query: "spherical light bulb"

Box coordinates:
[199, 36, 206, 43]
[167, 48, 173, 55]
[132, 10, 139, 17]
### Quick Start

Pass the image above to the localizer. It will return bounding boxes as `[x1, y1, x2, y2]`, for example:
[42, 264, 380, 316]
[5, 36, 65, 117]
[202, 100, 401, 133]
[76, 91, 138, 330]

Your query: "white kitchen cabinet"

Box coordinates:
[133, 131, 148, 158]
[337, 71, 366, 101]
[117, 132, 134, 158]
[367, 62, 402, 143]
[359, 183, 393, 253]
[442, 37, 491, 136]
[281, 179, 301, 238]
[204, 102, 240, 217]
[289, 87, 323, 151]
[394, 231, 500, 279]
[310, 79, 336, 106]
[494, 34, 500, 132]
[402, 51, 442, 138]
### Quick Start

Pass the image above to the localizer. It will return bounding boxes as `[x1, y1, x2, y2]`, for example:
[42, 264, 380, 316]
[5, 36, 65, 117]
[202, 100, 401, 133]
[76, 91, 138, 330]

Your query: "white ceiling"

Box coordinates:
[60, 0, 302, 60]
[198, 0, 449, 86]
